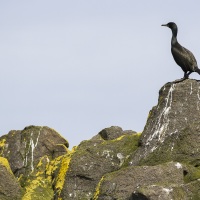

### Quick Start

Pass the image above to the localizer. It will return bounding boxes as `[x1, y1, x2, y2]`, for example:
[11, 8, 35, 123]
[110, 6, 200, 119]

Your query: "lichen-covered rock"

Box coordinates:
[0, 126, 68, 179]
[130, 79, 200, 166]
[59, 128, 140, 200]
[0, 126, 69, 200]
[0, 157, 23, 200]
[1, 79, 200, 199]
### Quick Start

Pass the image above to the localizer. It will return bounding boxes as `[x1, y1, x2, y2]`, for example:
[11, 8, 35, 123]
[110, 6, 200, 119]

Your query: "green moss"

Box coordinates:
[183, 165, 200, 183]
[139, 122, 200, 166]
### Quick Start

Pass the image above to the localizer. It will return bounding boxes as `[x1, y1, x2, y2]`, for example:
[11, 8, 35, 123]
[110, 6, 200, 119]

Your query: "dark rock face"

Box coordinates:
[60, 127, 140, 199]
[0, 126, 69, 199]
[98, 126, 136, 140]
[1, 79, 200, 200]
[94, 79, 200, 200]
[96, 161, 184, 199]
[0, 157, 23, 200]
[0, 126, 68, 179]
[130, 79, 200, 166]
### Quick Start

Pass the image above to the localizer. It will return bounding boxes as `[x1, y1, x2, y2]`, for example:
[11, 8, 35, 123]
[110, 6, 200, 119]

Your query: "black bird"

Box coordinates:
[162, 22, 200, 79]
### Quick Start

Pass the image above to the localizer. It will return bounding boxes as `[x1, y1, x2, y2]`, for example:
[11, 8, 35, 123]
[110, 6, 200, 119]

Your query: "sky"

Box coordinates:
[0, 1, 200, 148]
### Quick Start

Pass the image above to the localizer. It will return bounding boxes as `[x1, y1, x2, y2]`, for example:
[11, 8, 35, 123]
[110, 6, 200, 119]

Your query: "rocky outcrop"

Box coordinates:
[130, 79, 200, 166]
[0, 126, 69, 200]
[60, 127, 139, 199]
[0, 79, 200, 200]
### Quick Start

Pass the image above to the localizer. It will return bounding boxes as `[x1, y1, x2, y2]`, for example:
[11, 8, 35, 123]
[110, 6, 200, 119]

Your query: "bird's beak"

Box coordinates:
[161, 24, 168, 27]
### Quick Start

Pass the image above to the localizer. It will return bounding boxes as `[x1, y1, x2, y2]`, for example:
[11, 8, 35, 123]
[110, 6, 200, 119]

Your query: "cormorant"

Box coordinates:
[162, 22, 200, 79]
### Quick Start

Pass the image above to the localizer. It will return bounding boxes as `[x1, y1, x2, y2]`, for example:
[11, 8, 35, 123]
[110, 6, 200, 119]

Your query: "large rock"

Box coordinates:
[130, 79, 200, 166]
[0, 126, 69, 199]
[59, 127, 140, 200]
[95, 162, 185, 200]
[1, 79, 200, 199]
[0, 126, 68, 178]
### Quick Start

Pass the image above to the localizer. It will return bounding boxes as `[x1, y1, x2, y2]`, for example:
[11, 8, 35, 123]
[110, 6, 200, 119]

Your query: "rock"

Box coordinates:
[135, 122, 200, 166]
[0, 157, 23, 200]
[59, 129, 140, 199]
[0, 126, 68, 178]
[1, 79, 200, 199]
[0, 126, 69, 200]
[95, 162, 185, 199]
[130, 79, 200, 166]
[98, 126, 123, 140]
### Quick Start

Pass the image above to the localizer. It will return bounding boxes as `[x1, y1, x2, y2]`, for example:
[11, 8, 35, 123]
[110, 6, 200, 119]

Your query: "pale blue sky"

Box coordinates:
[0, 1, 200, 148]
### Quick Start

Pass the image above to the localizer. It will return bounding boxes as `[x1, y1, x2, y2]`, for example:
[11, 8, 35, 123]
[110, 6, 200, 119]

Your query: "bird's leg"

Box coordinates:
[186, 71, 192, 78]
[184, 72, 189, 79]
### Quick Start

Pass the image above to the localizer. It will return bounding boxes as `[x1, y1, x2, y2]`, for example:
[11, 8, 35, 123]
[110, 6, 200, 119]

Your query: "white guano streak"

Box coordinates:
[197, 86, 200, 110]
[30, 130, 41, 171]
[146, 84, 176, 146]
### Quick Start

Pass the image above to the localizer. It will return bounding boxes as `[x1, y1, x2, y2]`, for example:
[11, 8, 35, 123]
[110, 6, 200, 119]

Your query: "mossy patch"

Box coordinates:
[183, 165, 200, 183]
[139, 123, 200, 166]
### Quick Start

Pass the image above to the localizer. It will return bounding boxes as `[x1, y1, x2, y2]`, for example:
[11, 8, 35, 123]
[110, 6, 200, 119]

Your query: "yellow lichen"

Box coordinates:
[54, 147, 76, 197]
[93, 176, 104, 200]
[46, 156, 63, 181]
[22, 155, 56, 200]
[115, 135, 125, 141]
[0, 157, 13, 174]
[0, 139, 6, 148]
[0, 139, 6, 155]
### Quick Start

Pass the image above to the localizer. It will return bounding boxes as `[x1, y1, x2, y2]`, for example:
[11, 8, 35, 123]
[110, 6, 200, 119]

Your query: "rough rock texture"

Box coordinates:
[0, 126, 69, 200]
[0, 157, 23, 200]
[59, 127, 140, 199]
[130, 79, 200, 166]
[96, 162, 185, 200]
[1, 79, 200, 199]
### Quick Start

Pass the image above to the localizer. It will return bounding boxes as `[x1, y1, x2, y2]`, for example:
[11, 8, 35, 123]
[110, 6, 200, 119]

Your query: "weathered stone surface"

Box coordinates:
[136, 122, 200, 166]
[95, 162, 185, 200]
[0, 157, 23, 200]
[130, 79, 200, 166]
[98, 126, 136, 140]
[0, 126, 68, 178]
[0, 126, 69, 200]
[59, 128, 140, 200]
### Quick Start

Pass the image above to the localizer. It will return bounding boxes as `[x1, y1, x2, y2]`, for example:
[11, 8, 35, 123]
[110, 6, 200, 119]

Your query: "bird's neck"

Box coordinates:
[171, 29, 178, 46]
[171, 35, 177, 46]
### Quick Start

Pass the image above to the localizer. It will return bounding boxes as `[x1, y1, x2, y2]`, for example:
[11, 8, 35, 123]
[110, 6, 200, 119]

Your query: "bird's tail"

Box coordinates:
[196, 68, 200, 75]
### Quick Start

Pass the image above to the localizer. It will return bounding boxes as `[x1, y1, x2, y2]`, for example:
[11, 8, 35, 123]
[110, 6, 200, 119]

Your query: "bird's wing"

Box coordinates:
[171, 44, 198, 71]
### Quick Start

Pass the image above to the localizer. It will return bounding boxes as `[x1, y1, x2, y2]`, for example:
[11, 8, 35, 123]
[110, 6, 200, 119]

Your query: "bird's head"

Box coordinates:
[162, 22, 177, 28]
[162, 22, 177, 31]
[162, 22, 178, 36]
